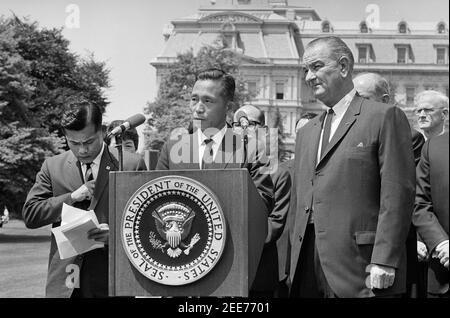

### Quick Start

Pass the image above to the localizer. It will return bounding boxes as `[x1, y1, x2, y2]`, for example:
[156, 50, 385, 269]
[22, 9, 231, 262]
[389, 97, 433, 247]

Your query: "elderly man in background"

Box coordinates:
[414, 90, 448, 140]
[232, 104, 291, 297]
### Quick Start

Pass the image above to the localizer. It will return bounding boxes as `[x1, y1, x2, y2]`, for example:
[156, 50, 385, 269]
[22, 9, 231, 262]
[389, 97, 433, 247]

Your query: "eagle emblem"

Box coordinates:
[150, 203, 200, 258]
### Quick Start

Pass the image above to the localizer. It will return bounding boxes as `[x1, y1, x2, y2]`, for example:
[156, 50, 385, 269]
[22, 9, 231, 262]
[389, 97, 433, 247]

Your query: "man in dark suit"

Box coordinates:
[413, 132, 449, 298]
[22, 101, 146, 298]
[353, 71, 426, 297]
[232, 105, 291, 297]
[156, 69, 273, 211]
[289, 36, 415, 298]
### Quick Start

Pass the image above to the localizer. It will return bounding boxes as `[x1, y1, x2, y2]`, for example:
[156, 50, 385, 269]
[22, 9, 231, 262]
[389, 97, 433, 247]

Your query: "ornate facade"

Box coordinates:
[151, 0, 449, 151]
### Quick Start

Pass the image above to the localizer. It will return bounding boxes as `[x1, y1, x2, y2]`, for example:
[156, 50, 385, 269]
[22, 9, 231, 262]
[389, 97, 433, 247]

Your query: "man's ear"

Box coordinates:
[338, 56, 351, 77]
[442, 108, 448, 119]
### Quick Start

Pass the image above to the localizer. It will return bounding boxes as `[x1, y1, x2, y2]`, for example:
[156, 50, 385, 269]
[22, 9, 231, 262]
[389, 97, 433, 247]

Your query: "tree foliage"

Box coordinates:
[144, 41, 254, 150]
[271, 107, 290, 162]
[0, 15, 110, 216]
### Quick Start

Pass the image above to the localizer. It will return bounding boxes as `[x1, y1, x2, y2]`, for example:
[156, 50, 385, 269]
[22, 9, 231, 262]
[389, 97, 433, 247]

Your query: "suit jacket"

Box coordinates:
[251, 160, 291, 292]
[155, 128, 274, 212]
[411, 129, 425, 166]
[22, 146, 146, 297]
[413, 132, 449, 294]
[289, 94, 416, 298]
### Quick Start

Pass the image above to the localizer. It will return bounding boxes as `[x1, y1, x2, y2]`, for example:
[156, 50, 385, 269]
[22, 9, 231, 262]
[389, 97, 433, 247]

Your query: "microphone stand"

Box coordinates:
[114, 134, 124, 171]
[241, 128, 248, 165]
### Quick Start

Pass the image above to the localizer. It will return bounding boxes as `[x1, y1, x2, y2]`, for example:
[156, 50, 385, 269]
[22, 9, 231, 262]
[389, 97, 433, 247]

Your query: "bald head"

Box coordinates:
[233, 104, 265, 124]
[353, 72, 390, 104]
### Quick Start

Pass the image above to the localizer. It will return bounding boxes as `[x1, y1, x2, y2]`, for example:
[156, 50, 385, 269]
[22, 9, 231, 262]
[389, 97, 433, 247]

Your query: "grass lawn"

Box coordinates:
[0, 219, 51, 298]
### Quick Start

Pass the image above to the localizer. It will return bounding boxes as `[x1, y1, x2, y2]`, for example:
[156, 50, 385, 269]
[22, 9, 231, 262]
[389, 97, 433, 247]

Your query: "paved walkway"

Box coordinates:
[0, 219, 51, 298]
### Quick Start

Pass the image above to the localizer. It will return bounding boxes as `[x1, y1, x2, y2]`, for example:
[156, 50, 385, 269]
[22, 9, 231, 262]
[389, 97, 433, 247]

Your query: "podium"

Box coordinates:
[109, 169, 268, 296]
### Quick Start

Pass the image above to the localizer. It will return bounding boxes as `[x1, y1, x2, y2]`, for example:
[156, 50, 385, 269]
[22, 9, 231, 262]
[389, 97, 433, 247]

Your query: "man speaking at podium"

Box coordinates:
[23, 101, 146, 298]
[156, 68, 273, 212]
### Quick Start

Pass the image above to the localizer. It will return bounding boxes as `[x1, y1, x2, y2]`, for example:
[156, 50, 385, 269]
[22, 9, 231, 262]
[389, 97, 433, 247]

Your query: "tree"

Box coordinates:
[271, 107, 290, 162]
[144, 41, 254, 150]
[0, 15, 110, 216]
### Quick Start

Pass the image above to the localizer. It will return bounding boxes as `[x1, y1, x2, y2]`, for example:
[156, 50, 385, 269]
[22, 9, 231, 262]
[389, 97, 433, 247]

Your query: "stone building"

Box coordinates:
[151, 0, 449, 151]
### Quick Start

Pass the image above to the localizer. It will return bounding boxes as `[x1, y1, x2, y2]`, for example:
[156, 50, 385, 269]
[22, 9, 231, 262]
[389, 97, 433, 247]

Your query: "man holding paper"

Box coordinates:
[23, 100, 146, 298]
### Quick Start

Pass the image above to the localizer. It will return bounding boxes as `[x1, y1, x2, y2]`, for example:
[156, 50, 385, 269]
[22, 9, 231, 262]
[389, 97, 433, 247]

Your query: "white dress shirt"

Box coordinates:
[316, 88, 356, 164]
[80, 143, 105, 182]
[197, 126, 227, 169]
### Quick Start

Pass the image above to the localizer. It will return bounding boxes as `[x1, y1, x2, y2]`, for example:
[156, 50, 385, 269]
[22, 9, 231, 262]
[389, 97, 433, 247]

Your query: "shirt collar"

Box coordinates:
[331, 88, 356, 117]
[198, 125, 227, 146]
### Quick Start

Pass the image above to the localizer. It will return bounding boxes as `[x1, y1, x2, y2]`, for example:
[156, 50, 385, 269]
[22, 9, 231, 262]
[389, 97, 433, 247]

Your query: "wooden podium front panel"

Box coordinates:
[110, 170, 254, 296]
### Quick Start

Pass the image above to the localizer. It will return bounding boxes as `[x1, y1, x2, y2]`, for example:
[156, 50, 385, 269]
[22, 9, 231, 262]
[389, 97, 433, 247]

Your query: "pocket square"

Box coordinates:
[356, 142, 364, 147]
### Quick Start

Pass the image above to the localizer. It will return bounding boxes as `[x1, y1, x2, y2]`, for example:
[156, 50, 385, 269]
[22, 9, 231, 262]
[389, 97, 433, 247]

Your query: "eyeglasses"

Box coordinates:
[415, 107, 440, 115]
[231, 121, 267, 131]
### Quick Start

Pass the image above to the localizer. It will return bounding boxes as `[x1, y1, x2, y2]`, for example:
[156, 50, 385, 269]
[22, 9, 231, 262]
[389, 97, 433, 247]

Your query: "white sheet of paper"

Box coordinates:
[51, 203, 105, 260]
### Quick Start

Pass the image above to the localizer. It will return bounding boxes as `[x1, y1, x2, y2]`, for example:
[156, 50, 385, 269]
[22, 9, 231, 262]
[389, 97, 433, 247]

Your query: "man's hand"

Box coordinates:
[367, 264, 396, 289]
[417, 241, 429, 262]
[71, 180, 96, 202]
[433, 240, 449, 269]
[88, 223, 109, 244]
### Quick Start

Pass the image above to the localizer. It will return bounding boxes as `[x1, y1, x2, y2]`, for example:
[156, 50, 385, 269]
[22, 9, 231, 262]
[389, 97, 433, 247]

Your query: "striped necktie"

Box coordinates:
[201, 139, 214, 169]
[84, 162, 94, 182]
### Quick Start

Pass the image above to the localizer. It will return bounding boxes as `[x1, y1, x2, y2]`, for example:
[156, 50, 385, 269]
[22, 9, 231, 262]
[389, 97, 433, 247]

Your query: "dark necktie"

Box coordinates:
[201, 139, 214, 169]
[84, 162, 94, 183]
[78, 163, 93, 210]
[320, 108, 334, 159]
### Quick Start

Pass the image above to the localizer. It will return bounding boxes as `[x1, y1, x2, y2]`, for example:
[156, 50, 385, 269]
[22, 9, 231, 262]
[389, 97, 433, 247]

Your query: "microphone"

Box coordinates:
[106, 114, 146, 140]
[235, 110, 249, 130]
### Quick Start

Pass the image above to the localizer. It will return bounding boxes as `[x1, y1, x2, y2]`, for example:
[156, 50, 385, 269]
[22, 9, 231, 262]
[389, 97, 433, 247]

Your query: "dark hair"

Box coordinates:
[61, 101, 102, 132]
[107, 120, 139, 150]
[197, 68, 236, 102]
[306, 36, 354, 72]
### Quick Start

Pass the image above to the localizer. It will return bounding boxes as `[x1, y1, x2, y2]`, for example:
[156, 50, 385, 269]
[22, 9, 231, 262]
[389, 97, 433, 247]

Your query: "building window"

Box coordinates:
[406, 87, 415, 105]
[247, 81, 257, 96]
[356, 44, 375, 63]
[437, 22, 447, 34]
[436, 47, 448, 64]
[276, 82, 284, 100]
[322, 21, 331, 33]
[358, 46, 368, 63]
[396, 45, 413, 64]
[360, 22, 368, 33]
[397, 47, 407, 63]
[398, 22, 407, 34]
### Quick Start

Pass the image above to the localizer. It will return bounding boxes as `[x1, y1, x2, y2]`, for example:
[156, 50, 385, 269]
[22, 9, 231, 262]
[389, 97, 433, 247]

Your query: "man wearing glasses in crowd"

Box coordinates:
[414, 90, 448, 140]
[232, 105, 291, 297]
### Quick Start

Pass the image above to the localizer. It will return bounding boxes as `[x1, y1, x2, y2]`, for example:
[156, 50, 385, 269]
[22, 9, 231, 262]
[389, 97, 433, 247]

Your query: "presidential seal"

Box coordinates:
[121, 176, 226, 286]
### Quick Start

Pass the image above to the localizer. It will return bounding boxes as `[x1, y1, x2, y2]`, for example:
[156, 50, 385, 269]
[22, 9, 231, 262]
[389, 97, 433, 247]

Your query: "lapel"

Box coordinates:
[316, 94, 363, 169]
[309, 112, 326, 168]
[66, 152, 84, 191]
[89, 147, 117, 211]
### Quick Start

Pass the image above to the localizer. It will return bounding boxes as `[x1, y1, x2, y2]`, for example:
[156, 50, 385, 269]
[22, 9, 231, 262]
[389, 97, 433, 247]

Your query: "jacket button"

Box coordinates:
[299, 235, 303, 242]
[304, 207, 309, 213]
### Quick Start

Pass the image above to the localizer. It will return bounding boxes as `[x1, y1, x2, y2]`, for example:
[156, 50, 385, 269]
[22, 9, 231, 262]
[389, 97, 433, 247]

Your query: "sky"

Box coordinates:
[1, 0, 448, 150]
